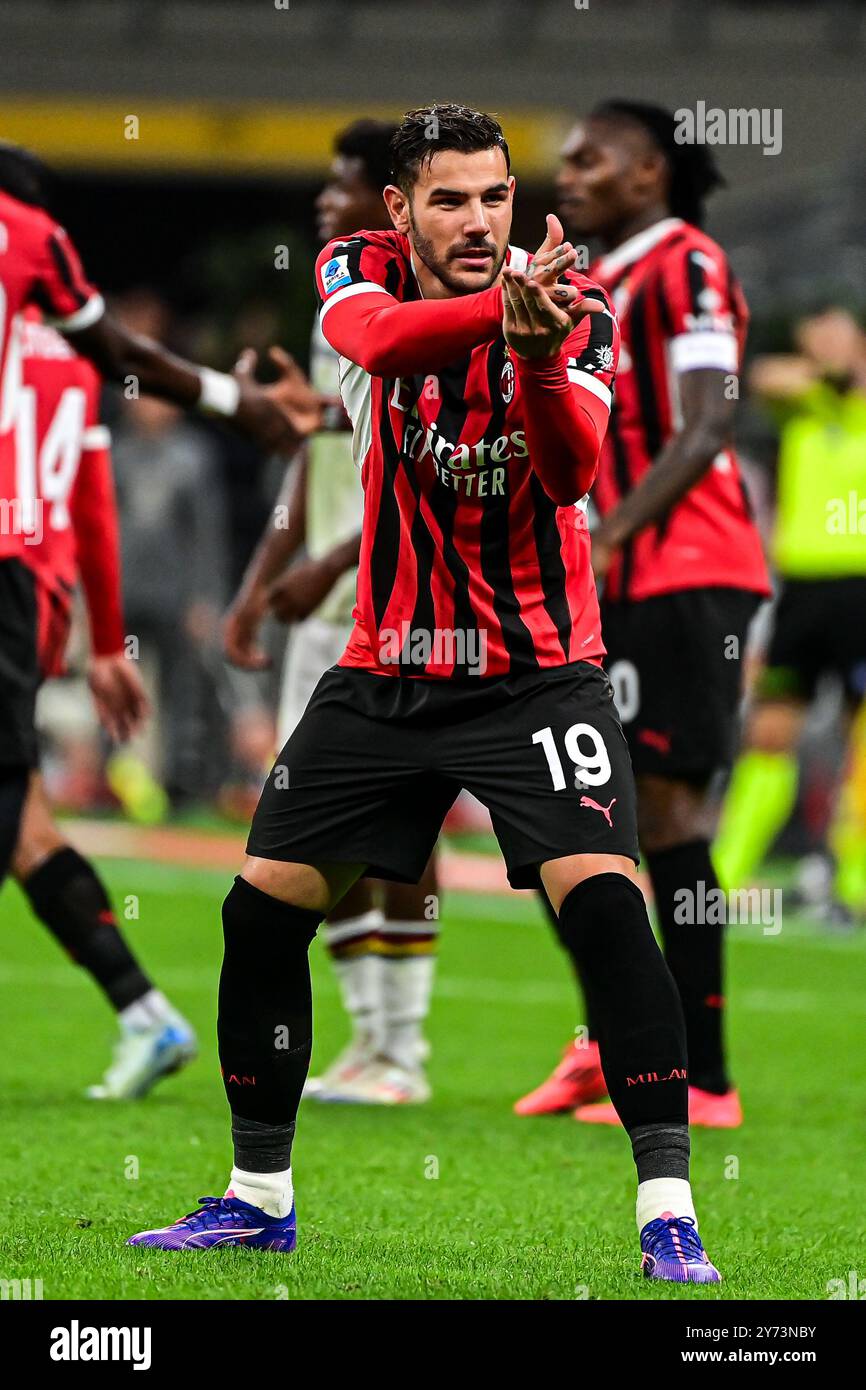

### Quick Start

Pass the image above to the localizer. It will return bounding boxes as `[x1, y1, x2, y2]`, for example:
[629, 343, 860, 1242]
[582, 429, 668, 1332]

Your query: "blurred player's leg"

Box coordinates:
[328, 860, 438, 1103]
[521, 592, 753, 1127]
[0, 768, 29, 885]
[0, 558, 40, 885]
[714, 701, 803, 892]
[278, 618, 392, 1100]
[571, 780, 743, 1129]
[12, 773, 196, 1099]
[830, 706, 866, 911]
[307, 881, 385, 1097]
[513, 888, 605, 1116]
[277, 615, 440, 1105]
[381, 863, 438, 1072]
[638, 777, 741, 1125]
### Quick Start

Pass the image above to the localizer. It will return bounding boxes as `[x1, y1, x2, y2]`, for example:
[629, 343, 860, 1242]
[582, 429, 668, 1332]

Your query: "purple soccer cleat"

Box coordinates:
[127, 1194, 297, 1252]
[640, 1213, 721, 1284]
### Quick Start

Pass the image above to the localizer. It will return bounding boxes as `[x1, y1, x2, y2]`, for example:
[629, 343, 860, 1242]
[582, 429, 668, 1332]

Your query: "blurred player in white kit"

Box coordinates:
[224, 120, 438, 1105]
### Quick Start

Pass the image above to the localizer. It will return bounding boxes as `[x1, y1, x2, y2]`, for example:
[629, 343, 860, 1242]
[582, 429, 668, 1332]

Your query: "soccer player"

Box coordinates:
[224, 119, 438, 1105]
[515, 102, 770, 1129]
[8, 306, 197, 1098]
[714, 307, 866, 919]
[0, 142, 319, 886]
[130, 105, 721, 1283]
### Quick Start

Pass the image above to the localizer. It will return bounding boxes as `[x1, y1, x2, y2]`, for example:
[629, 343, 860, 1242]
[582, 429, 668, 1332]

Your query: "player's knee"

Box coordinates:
[556, 870, 652, 964]
[12, 823, 66, 883]
[239, 855, 360, 915]
[222, 876, 323, 955]
[541, 853, 638, 915]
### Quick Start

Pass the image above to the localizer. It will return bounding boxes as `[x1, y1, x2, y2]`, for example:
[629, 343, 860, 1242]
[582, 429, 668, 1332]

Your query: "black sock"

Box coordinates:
[24, 847, 153, 1011]
[219, 876, 322, 1172]
[0, 767, 28, 886]
[537, 887, 601, 1042]
[648, 841, 729, 1095]
[556, 874, 688, 1132]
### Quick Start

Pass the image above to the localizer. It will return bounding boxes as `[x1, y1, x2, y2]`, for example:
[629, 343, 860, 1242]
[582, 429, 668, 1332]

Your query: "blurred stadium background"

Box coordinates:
[2, 0, 865, 843]
[2, 0, 866, 1302]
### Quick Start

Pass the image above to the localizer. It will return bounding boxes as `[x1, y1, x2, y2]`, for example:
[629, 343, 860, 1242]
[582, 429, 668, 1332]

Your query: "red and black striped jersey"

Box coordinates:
[315, 229, 619, 679]
[591, 217, 770, 602]
[0, 189, 103, 560]
[16, 310, 124, 672]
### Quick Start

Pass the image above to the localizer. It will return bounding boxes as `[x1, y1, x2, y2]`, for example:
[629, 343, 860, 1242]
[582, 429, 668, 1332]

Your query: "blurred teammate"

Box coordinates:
[224, 120, 438, 1105]
[516, 101, 770, 1128]
[714, 307, 866, 919]
[0, 142, 319, 884]
[9, 307, 197, 1097]
[132, 105, 721, 1284]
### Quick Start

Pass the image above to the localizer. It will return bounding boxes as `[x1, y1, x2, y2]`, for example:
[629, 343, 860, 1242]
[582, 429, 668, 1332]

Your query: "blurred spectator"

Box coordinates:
[110, 293, 231, 806]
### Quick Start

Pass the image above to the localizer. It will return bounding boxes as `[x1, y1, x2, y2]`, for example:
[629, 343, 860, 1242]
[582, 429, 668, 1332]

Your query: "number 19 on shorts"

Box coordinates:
[532, 723, 611, 790]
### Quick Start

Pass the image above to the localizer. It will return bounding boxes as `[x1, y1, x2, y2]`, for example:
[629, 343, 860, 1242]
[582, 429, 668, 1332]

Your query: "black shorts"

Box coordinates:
[600, 587, 763, 781]
[247, 661, 638, 889]
[758, 577, 866, 706]
[0, 558, 40, 769]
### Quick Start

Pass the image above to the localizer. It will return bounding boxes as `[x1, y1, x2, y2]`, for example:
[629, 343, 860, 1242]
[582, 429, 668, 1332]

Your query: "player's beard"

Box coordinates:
[408, 207, 506, 296]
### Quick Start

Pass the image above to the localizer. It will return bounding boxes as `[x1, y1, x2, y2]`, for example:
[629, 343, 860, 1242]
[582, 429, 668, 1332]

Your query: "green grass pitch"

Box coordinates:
[1, 855, 864, 1301]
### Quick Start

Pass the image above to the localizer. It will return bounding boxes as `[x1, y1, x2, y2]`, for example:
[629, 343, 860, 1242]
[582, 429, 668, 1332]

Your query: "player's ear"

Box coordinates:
[635, 149, 667, 202]
[383, 184, 410, 234]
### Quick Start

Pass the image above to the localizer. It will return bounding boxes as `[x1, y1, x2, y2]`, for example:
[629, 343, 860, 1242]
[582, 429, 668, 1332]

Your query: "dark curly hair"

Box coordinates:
[390, 104, 510, 194]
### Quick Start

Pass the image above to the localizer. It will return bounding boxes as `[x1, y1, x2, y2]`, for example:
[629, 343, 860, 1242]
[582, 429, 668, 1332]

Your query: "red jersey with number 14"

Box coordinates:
[16, 312, 124, 674]
[0, 189, 103, 559]
[591, 217, 770, 603]
[315, 229, 620, 679]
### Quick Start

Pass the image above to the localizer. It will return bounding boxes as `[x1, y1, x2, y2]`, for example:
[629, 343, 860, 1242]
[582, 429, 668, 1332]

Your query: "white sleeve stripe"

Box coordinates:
[565, 368, 612, 408]
[80, 424, 111, 449]
[48, 292, 106, 334]
[319, 281, 395, 322]
[670, 331, 738, 373]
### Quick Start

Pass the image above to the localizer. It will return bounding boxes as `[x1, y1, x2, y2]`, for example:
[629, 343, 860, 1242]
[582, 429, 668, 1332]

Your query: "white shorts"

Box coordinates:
[277, 615, 354, 747]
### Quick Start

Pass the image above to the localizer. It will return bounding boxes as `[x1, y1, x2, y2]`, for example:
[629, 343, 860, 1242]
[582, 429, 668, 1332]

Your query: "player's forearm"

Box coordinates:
[323, 286, 504, 377]
[68, 316, 205, 406]
[596, 422, 730, 547]
[70, 452, 126, 654]
[69, 317, 306, 454]
[514, 351, 602, 505]
[75, 515, 126, 655]
[321, 531, 361, 579]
